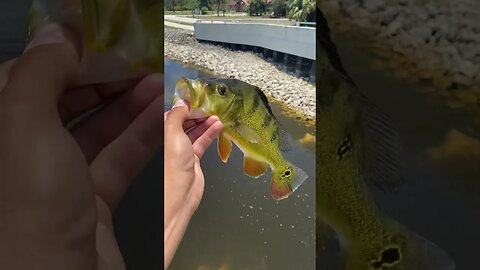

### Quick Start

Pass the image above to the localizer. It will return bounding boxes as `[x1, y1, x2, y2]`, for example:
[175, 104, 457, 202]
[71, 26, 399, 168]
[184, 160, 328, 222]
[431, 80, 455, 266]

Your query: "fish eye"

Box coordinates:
[218, 85, 228, 96]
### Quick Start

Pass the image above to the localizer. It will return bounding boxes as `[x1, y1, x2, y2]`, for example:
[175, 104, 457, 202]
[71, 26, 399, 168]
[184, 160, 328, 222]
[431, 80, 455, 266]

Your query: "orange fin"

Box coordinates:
[271, 163, 308, 200]
[243, 156, 268, 178]
[217, 132, 232, 163]
[271, 181, 293, 200]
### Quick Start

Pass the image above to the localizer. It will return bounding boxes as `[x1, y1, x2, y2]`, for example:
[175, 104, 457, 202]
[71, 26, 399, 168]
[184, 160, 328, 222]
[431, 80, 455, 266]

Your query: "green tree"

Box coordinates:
[165, 0, 174, 10]
[271, 0, 286, 17]
[248, 0, 266, 16]
[185, 0, 200, 10]
[214, 0, 227, 16]
[200, 0, 210, 9]
[288, 0, 315, 22]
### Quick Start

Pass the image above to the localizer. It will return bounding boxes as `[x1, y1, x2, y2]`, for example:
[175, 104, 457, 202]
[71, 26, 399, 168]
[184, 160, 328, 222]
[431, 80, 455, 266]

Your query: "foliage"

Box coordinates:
[201, 6, 209, 14]
[271, 0, 286, 17]
[185, 0, 200, 9]
[288, 0, 315, 22]
[165, 0, 174, 10]
[213, 0, 227, 15]
[248, 0, 267, 16]
[200, 0, 210, 9]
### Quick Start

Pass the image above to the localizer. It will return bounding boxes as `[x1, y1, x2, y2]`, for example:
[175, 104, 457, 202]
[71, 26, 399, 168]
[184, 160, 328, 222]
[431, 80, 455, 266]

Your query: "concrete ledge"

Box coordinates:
[193, 21, 315, 60]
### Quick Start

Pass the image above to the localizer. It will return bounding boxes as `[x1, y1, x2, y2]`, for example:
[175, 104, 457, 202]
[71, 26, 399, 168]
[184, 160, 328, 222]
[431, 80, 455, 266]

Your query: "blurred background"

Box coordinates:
[0, 1, 162, 269]
[318, 0, 480, 269]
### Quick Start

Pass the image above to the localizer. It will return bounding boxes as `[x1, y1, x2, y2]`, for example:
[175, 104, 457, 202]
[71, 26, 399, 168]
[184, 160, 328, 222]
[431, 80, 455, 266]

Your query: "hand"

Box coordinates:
[0, 23, 163, 269]
[164, 100, 223, 269]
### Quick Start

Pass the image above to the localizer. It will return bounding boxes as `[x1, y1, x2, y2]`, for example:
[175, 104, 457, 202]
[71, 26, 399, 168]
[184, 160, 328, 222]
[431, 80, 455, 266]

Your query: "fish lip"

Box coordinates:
[174, 76, 196, 104]
[173, 77, 212, 119]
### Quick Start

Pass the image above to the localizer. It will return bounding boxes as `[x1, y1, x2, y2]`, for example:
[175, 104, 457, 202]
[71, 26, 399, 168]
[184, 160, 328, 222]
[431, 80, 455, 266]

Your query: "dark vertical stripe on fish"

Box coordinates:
[251, 94, 260, 114]
[263, 114, 272, 128]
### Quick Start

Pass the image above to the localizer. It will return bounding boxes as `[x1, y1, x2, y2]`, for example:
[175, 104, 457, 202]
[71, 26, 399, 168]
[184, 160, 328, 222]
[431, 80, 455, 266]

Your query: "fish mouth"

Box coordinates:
[173, 77, 211, 119]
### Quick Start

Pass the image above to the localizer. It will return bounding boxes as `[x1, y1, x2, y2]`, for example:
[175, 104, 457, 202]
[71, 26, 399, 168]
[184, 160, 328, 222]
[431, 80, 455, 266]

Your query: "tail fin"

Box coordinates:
[343, 220, 456, 270]
[271, 163, 308, 200]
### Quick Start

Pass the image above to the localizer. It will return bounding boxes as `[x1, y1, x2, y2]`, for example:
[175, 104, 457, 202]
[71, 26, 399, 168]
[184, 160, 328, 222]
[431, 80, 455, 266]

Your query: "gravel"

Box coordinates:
[319, 0, 480, 89]
[164, 28, 316, 124]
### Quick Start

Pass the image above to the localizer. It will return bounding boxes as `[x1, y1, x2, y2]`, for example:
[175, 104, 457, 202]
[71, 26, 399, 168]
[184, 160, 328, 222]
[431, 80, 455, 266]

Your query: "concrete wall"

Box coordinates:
[193, 21, 315, 60]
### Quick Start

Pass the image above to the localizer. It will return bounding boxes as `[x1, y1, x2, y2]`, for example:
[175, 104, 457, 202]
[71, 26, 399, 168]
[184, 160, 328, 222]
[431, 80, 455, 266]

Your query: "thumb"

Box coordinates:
[3, 23, 81, 109]
[165, 99, 190, 135]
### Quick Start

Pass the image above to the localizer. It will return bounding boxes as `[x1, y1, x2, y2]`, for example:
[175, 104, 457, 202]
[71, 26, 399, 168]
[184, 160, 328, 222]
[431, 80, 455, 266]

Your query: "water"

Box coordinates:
[165, 59, 317, 270]
[323, 32, 480, 269]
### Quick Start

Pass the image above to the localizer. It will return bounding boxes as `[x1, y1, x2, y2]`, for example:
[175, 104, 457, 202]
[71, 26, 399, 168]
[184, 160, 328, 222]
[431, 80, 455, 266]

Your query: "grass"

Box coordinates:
[165, 10, 243, 15]
[165, 10, 194, 15]
[164, 20, 193, 26]
[196, 17, 293, 25]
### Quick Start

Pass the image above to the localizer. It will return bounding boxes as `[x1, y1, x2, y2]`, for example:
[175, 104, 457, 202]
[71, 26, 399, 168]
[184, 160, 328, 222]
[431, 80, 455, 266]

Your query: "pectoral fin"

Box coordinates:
[218, 132, 232, 163]
[243, 156, 268, 178]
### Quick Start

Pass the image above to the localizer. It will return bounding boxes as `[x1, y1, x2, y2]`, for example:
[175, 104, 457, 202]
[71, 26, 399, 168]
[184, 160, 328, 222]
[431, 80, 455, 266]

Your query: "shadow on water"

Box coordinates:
[321, 32, 480, 269]
[165, 59, 316, 270]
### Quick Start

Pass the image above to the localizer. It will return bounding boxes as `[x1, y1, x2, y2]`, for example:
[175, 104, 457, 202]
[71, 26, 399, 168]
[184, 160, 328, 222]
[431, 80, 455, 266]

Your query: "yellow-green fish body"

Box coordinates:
[28, 0, 163, 84]
[174, 78, 308, 200]
[316, 7, 455, 270]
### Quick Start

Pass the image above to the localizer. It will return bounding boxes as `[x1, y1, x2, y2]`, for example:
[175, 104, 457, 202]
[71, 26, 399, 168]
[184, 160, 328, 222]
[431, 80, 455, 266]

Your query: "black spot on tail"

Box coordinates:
[280, 169, 292, 179]
[371, 247, 401, 269]
[382, 248, 401, 264]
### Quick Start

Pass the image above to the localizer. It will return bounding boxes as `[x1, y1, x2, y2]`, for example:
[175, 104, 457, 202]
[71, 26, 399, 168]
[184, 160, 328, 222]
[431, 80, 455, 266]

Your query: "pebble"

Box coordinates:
[164, 29, 316, 121]
[319, 0, 480, 87]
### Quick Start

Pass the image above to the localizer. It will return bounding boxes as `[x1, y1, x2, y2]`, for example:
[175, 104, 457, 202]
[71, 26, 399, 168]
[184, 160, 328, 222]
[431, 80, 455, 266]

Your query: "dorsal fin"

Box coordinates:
[317, 7, 404, 191]
[361, 97, 404, 191]
[254, 87, 276, 119]
[317, 7, 355, 85]
[277, 125, 292, 152]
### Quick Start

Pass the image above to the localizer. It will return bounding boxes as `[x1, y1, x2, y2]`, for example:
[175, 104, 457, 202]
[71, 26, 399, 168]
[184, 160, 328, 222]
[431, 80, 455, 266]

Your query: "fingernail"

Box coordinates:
[25, 23, 67, 52]
[172, 99, 187, 109]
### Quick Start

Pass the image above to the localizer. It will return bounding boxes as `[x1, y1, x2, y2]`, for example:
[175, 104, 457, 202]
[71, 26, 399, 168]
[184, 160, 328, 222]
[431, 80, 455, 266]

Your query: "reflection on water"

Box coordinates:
[165, 60, 316, 270]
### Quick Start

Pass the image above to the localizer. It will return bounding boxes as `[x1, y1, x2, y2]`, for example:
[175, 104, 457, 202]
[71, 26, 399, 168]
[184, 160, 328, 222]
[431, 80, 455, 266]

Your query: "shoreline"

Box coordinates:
[164, 28, 316, 127]
[319, 1, 480, 113]
[320, 0, 480, 87]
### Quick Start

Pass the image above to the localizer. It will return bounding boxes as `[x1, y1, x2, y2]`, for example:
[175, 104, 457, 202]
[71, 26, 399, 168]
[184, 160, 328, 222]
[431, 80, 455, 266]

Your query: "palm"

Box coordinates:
[59, 74, 165, 268]
[164, 111, 223, 207]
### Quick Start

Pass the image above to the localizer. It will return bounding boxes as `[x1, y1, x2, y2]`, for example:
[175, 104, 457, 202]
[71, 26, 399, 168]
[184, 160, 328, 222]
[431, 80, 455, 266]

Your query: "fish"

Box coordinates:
[315, 7, 456, 270]
[173, 77, 308, 200]
[28, 0, 163, 84]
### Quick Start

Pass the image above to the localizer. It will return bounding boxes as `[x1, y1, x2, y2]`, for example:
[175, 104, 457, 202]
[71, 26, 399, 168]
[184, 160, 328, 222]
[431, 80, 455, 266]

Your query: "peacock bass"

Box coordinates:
[28, 0, 163, 84]
[173, 77, 308, 200]
[315, 7, 455, 270]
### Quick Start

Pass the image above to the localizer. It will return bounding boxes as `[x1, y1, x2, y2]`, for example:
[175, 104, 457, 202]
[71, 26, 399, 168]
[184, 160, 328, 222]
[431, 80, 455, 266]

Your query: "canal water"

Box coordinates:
[165, 59, 317, 270]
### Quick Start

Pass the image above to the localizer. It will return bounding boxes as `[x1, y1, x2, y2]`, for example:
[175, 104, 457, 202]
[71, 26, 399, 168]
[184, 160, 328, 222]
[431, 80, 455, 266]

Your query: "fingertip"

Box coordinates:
[165, 100, 190, 132]
[212, 121, 224, 137]
[172, 99, 189, 110]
